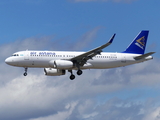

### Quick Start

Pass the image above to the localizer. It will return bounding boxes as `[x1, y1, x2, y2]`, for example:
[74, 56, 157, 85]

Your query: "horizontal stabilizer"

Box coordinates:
[134, 52, 155, 60]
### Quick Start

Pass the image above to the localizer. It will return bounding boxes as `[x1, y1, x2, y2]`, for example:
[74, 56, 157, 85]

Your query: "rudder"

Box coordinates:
[123, 31, 149, 54]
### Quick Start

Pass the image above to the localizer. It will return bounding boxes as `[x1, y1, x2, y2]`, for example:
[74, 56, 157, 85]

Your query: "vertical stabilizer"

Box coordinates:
[123, 31, 149, 54]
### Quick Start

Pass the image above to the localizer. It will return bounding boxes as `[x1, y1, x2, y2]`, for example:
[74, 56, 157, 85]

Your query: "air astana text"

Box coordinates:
[30, 52, 56, 56]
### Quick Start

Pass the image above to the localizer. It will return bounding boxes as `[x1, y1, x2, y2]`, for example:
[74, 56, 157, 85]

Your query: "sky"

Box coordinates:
[0, 0, 160, 120]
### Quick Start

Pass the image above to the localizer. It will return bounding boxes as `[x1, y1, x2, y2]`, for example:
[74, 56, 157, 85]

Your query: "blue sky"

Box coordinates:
[1, 0, 160, 120]
[0, 0, 160, 54]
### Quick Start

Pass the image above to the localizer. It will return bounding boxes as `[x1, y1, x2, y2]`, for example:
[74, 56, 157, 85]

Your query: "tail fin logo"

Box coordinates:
[135, 36, 145, 49]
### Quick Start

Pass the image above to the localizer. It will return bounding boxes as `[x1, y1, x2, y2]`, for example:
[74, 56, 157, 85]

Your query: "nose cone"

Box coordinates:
[5, 57, 13, 65]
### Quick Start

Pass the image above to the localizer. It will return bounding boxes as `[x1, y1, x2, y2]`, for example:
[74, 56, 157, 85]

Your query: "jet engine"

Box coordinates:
[49, 60, 73, 69]
[44, 68, 65, 76]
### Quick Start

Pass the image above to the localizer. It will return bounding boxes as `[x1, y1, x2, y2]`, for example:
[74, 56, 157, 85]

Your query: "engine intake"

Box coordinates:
[44, 68, 65, 76]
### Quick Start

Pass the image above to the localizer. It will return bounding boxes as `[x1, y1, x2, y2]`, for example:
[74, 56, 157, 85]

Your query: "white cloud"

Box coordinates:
[1, 29, 160, 120]
[143, 107, 160, 120]
[30, 101, 78, 120]
[69, 26, 101, 51]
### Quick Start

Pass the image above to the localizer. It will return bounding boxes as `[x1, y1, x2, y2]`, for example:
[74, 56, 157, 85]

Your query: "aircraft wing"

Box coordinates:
[70, 34, 116, 66]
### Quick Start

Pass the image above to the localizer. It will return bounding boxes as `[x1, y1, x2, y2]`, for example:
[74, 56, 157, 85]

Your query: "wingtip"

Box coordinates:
[109, 33, 116, 43]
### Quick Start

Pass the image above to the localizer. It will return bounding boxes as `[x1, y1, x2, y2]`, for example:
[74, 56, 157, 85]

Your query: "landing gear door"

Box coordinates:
[24, 51, 29, 60]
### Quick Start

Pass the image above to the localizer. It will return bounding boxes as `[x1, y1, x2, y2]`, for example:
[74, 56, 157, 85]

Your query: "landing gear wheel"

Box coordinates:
[70, 75, 75, 80]
[23, 72, 27, 76]
[77, 70, 83, 75]
[23, 67, 28, 76]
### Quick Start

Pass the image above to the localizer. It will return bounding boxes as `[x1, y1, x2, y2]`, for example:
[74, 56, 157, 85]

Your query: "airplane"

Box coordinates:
[5, 30, 155, 80]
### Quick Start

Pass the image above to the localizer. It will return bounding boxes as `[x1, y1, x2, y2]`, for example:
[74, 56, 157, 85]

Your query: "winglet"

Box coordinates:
[109, 34, 116, 43]
[99, 33, 116, 50]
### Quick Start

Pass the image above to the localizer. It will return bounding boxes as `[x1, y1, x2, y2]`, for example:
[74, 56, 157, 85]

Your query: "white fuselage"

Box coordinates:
[4, 31, 154, 80]
[5, 50, 153, 70]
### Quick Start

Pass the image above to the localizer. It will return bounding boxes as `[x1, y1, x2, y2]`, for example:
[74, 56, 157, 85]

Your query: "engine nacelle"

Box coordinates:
[49, 60, 73, 69]
[44, 68, 65, 76]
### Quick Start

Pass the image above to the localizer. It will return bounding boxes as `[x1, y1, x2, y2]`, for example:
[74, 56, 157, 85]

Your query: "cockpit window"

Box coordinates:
[12, 54, 19, 56]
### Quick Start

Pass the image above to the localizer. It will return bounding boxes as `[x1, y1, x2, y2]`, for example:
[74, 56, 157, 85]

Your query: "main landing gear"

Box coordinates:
[77, 70, 83, 75]
[23, 67, 28, 76]
[68, 70, 75, 80]
[68, 69, 83, 80]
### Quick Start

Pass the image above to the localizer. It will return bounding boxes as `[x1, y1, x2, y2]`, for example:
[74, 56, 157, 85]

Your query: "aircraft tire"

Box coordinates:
[23, 72, 27, 76]
[70, 75, 75, 80]
[77, 70, 83, 75]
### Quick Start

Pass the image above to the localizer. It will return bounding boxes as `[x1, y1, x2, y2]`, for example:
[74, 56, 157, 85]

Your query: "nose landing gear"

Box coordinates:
[23, 67, 28, 76]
